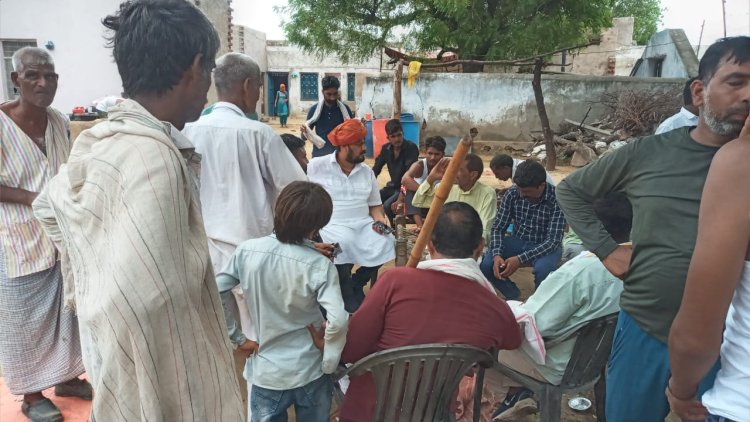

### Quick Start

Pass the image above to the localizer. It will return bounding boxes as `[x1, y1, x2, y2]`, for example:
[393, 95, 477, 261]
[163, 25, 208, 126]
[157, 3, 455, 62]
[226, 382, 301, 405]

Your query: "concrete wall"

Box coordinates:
[266, 43, 384, 116]
[232, 25, 267, 114]
[632, 29, 699, 78]
[0, 0, 232, 112]
[358, 72, 683, 143]
[551, 17, 642, 77]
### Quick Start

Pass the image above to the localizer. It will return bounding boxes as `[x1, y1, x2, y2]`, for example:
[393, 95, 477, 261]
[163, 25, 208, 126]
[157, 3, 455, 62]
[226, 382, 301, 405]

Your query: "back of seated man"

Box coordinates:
[491, 193, 632, 421]
[373, 119, 419, 222]
[654, 77, 699, 135]
[340, 202, 522, 422]
[397, 136, 447, 230]
[480, 159, 566, 300]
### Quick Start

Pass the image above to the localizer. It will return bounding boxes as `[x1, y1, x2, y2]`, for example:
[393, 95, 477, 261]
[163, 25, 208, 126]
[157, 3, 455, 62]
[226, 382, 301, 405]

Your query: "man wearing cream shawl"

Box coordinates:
[32, 1, 244, 420]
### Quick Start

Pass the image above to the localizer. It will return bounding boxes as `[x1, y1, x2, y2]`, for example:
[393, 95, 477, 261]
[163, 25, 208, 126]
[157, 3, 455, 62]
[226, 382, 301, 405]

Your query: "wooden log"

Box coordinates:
[564, 119, 614, 136]
[407, 132, 475, 267]
[393, 61, 403, 119]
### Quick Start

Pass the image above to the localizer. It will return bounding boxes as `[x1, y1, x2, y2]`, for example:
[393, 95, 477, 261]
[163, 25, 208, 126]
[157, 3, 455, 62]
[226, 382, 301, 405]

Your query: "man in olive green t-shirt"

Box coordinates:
[556, 36, 750, 422]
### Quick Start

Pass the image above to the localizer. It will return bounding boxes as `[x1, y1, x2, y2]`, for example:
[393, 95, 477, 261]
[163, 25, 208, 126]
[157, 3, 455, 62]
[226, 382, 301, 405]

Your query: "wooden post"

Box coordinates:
[406, 131, 476, 267]
[532, 58, 556, 171]
[393, 61, 403, 119]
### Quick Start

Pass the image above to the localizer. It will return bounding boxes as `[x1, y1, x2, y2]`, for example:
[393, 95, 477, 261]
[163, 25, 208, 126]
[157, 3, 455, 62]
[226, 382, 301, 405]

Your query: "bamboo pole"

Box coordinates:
[406, 130, 477, 267]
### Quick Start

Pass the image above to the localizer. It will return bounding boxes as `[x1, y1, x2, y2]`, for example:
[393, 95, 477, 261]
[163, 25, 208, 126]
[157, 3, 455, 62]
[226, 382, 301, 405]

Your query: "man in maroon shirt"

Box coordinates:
[340, 202, 522, 421]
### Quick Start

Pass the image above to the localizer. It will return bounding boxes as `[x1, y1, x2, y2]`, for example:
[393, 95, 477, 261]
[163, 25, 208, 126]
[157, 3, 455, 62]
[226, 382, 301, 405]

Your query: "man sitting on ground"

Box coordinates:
[307, 119, 395, 313]
[490, 153, 555, 188]
[397, 136, 447, 230]
[373, 118, 419, 222]
[217, 181, 348, 422]
[339, 202, 522, 422]
[655, 77, 699, 134]
[412, 153, 497, 243]
[480, 160, 565, 300]
[490, 193, 631, 420]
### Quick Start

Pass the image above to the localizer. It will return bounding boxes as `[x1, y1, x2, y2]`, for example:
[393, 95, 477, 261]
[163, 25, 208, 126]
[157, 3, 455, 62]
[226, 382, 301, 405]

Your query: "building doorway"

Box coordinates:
[267, 72, 289, 117]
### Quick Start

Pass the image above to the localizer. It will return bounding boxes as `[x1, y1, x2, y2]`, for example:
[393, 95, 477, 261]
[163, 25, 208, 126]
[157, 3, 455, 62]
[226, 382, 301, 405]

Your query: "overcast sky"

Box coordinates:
[233, 0, 750, 46]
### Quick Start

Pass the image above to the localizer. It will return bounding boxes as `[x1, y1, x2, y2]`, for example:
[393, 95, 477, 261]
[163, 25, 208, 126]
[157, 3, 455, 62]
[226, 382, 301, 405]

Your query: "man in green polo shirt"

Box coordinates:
[556, 36, 750, 422]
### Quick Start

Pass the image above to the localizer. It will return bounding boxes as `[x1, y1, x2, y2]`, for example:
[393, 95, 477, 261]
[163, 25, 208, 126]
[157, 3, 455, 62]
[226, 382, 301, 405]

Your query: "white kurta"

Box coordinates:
[183, 102, 307, 257]
[308, 154, 395, 267]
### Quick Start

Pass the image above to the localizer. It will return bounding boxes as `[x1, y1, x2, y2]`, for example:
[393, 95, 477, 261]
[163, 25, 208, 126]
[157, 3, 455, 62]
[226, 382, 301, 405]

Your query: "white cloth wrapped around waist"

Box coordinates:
[506, 300, 547, 365]
[321, 217, 395, 267]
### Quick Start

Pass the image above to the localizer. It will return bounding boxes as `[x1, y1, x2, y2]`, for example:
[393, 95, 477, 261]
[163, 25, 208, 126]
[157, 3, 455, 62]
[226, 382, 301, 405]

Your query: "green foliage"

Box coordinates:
[279, 0, 660, 65]
[613, 0, 663, 45]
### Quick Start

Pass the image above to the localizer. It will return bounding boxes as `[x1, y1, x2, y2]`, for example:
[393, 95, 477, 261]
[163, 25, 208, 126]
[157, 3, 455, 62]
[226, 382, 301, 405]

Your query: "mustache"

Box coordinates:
[726, 103, 750, 116]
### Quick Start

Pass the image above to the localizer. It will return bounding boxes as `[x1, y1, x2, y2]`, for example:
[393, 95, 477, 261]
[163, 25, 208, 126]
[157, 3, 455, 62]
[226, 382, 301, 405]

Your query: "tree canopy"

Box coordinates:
[279, 0, 663, 67]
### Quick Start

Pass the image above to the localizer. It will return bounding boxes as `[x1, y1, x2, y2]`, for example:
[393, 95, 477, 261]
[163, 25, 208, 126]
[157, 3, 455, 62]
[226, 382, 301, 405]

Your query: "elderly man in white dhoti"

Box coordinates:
[0, 46, 91, 422]
[307, 119, 396, 313]
[32, 1, 245, 420]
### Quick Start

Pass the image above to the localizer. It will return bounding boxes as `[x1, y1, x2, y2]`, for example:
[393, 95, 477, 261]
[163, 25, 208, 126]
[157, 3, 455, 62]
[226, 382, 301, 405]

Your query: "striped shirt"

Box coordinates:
[0, 107, 70, 278]
[490, 183, 565, 263]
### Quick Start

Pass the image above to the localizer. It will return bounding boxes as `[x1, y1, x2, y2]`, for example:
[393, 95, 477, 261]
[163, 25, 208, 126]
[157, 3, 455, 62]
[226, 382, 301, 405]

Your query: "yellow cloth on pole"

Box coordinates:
[407, 61, 422, 88]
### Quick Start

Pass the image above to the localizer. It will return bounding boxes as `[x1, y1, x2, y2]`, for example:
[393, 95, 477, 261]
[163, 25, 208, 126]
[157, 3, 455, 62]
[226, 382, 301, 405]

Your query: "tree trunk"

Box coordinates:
[532, 58, 556, 170]
[393, 61, 403, 118]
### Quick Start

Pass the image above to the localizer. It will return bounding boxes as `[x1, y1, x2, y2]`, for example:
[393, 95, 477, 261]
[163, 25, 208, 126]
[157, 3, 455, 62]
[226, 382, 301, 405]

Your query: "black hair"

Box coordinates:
[683, 77, 697, 106]
[274, 181, 332, 244]
[431, 202, 483, 258]
[425, 136, 447, 153]
[512, 159, 546, 188]
[321, 75, 340, 91]
[698, 36, 750, 83]
[465, 153, 484, 177]
[593, 192, 633, 244]
[490, 154, 513, 169]
[281, 133, 305, 152]
[385, 118, 403, 136]
[102, 0, 220, 97]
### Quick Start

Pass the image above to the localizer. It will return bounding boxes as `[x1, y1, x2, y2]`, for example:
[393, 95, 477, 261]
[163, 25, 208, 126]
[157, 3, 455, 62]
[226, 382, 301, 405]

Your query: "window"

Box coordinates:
[347, 73, 355, 101]
[300, 72, 319, 101]
[2, 40, 37, 99]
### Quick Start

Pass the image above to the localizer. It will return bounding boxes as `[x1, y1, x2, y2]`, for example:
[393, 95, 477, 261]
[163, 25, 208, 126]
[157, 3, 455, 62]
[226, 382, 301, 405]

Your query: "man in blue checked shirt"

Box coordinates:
[480, 159, 566, 299]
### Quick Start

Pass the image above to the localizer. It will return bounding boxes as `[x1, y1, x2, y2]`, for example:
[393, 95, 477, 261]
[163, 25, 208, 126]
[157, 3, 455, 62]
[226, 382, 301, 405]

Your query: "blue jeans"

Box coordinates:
[606, 310, 720, 422]
[251, 375, 333, 422]
[479, 235, 561, 300]
[701, 415, 736, 422]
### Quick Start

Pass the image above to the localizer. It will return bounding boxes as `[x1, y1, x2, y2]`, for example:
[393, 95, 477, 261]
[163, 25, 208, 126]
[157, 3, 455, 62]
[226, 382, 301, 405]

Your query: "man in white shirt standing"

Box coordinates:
[182, 52, 307, 415]
[308, 119, 396, 313]
[655, 78, 699, 134]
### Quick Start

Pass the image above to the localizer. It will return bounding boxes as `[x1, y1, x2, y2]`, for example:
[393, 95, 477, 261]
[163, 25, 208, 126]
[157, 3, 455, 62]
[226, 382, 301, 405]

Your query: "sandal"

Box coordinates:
[55, 377, 93, 400]
[21, 398, 63, 422]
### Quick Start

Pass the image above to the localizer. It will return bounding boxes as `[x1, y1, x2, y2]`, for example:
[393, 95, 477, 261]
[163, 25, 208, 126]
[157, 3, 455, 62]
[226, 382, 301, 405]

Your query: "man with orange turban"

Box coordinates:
[308, 119, 395, 312]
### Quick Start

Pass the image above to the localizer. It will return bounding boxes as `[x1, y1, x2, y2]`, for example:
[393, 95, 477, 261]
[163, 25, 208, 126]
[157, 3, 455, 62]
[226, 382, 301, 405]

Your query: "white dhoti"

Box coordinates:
[321, 218, 395, 267]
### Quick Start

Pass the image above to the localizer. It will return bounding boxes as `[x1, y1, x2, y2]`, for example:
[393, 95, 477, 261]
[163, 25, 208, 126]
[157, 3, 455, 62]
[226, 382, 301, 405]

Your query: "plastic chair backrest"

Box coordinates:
[347, 343, 495, 422]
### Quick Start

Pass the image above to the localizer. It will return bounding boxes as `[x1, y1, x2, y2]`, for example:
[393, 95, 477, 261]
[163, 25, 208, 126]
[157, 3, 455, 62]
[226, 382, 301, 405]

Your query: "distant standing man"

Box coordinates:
[0, 46, 91, 422]
[556, 37, 750, 421]
[303, 75, 354, 157]
[655, 77, 699, 134]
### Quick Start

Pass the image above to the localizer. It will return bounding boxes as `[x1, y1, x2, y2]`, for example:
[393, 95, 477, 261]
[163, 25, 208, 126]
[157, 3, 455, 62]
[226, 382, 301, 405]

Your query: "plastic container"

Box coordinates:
[400, 113, 414, 121]
[365, 120, 374, 157]
[402, 120, 420, 146]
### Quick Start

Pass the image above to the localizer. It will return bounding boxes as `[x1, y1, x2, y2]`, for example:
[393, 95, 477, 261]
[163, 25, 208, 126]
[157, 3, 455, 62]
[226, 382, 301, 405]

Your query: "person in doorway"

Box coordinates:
[0, 46, 91, 422]
[373, 118, 419, 222]
[303, 75, 354, 157]
[655, 77, 699, 134]
[33, 1, 245, 419]
[398, 135, 447, 231]
[275, 83, 290, 128]
[555, 37, 750, 422]
[307, 119, 395, 313]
